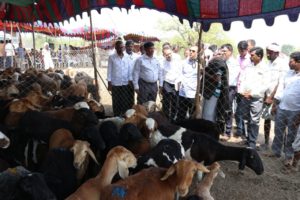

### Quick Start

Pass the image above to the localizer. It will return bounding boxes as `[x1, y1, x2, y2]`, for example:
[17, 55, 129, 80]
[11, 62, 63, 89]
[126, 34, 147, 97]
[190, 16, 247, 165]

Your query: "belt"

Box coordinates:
[140, 79, 157, 84]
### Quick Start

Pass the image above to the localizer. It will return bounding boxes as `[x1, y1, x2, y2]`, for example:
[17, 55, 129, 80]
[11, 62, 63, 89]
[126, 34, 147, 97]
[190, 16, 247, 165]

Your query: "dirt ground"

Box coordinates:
[77, 67, 300, 200]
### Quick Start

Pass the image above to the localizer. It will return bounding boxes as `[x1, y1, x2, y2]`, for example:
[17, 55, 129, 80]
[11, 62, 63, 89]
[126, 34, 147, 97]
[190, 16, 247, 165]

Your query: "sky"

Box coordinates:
[60, 6, 300, 48]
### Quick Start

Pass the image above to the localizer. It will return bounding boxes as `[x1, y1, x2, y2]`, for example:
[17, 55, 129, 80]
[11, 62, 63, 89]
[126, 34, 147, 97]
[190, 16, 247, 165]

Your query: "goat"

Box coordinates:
[132, 104, 149, 116]
[0, 131, 10, 149]
[119, 123, 151, 157]
[132, 139, 185, 173]
[87, 99, 105, 119]
[49, 128, 99, 180]
[100, 159, 209, 200]
[66, 146, 137, 200]
[147, 119, 264, 175]
[186, 162, 221, 200]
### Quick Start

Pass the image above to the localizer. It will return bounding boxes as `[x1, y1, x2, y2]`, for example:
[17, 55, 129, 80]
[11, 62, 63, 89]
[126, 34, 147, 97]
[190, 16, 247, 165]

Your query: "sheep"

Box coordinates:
[66, 146, 137, 200]
[49, 128, 99, 180]
[186, 162, 221, 200]
[132, 139, 185, 173]
[0, 131, 10, 149]
[100, 159, 209, 200]
[146, 118, 264, 175]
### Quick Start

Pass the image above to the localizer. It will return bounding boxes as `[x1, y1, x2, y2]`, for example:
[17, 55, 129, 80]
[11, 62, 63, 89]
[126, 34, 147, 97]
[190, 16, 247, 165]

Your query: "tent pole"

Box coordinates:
[3, 21, 6, 67]
[31, 21, 36, 68]
[88, 9, 100, 102]
[192, 22, 204, 119]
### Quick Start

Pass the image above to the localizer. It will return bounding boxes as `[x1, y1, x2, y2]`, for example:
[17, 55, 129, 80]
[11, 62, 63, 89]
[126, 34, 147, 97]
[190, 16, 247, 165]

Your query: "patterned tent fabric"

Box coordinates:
[124, 33, 160, 43]
[63, 30, 117, 41]
[0, 0, 300, 31]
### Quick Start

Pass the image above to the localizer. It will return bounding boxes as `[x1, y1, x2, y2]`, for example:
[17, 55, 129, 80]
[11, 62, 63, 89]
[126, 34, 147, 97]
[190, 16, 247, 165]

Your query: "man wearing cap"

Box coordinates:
[107, 40, 133, 116]
[263, 43, 289, 147]
[132, 41, 162, 104]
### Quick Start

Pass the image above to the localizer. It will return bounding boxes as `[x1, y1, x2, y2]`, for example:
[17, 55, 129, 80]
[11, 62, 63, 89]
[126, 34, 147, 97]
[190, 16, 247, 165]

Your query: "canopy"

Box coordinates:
[124, 33, 160, 43]
[1, 1, 300, 31]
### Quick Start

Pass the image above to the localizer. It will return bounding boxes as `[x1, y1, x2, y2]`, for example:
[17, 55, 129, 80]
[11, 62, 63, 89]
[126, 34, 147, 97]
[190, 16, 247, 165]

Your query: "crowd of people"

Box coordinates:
[107, 39, 300, 172]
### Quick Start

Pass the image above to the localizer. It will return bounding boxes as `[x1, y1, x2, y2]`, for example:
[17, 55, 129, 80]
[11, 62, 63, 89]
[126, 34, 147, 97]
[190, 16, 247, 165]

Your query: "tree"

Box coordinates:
[281, 44, 296, 56]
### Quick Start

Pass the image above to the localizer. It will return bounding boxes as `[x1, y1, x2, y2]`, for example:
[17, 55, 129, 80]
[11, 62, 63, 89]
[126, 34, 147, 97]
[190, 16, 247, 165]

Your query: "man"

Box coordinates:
[235, 41, 252, 139]
[5, 40, 15, 68]
[221, 43, 240, 139]
[132, 41, 162, 104]
[238, 47, 269, 149]
[160, 46, 181, 121]
[271, 51, 300, 167]
[176, 45, 199, 122]
[107, 40, 133, 116]
[247, 39, 256, 52]
[125, 40, 139, 63]
[16, 42, 26, 69]
[264, 43, 289, 146]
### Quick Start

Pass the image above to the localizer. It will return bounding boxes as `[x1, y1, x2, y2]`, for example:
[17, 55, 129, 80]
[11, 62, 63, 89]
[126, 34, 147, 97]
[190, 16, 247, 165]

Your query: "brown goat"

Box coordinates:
[49, 128, 99, 180]
[192, 162, 221, 200]
[61, 80, 88, 99]
[100, 159, 209, 200]
[44, 107, 75, 122]
[132, 104, 149, 116]
[66, 146, 137, 200]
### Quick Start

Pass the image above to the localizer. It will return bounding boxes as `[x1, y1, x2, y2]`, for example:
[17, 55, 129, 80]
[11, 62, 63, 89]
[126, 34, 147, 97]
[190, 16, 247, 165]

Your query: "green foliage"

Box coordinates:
[281, 44, 296, 56]
[155, 17, 235, 56]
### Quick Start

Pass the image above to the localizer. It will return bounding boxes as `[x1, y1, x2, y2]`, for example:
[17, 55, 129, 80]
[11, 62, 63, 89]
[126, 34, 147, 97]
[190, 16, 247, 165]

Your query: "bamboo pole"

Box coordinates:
[88, 9, 100, 102]
[31, 21, 36, 68]
[192, 22, 204, 119]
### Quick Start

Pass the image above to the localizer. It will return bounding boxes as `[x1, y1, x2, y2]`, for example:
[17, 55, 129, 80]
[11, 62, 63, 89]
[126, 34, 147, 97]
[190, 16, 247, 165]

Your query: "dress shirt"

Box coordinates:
[161, 56, 182, 87]
[266, 56, 289, 96]
[226, 56, 240, 86]
[125, 51, 139, 66]
[238, 61, 269, 98]
[178, 58, 199, 98]
[275, 70, 300, 111]
[236, 54, 252, 92]
[107, 53, 132, 86]
[5, 43, 15, 56]
[132, 54, 162, 90]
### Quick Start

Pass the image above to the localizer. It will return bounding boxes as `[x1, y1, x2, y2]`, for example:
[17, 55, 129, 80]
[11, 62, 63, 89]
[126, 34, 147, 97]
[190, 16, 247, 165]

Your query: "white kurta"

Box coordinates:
[42, 48, 54, 69]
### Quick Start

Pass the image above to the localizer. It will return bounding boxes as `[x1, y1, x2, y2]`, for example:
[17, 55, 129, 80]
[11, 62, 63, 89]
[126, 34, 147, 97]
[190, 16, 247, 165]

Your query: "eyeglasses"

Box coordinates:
[189, 49, 196, 53]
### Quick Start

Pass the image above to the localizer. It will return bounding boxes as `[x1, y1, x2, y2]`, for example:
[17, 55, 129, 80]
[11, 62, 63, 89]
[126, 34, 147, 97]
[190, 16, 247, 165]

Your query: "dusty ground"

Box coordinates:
[76, 67, 300, 200]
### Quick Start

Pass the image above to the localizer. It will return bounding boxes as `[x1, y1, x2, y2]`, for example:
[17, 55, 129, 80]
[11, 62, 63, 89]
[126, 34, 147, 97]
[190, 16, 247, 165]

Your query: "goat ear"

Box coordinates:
[161, 165, 175, 181]
[86, 148, 99, 165]
[196, 163, 210, 173]
[117, 160, 129, 179]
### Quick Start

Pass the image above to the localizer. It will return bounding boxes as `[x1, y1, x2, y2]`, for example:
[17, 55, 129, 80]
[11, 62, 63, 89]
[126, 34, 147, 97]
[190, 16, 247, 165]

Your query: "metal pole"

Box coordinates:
[31, 21, 36, 68]
[192, 22, 204, 119]
[88, 8, 100, 102]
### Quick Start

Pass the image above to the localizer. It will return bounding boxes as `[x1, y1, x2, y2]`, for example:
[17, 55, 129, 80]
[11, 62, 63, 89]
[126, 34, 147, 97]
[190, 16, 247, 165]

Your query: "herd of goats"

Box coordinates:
[0, 67, 264, 200]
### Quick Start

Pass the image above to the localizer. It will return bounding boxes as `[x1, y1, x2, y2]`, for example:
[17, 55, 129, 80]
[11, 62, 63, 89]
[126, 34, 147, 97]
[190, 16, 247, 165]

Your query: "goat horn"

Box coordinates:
[160, 165, 175, 181]
[87, 148, 99, 165]
[197, 163, 210, 173]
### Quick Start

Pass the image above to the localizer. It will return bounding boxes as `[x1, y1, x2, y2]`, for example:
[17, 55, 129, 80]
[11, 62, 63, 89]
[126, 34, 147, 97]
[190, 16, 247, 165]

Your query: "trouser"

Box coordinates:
[292, 127, 300, 152]
[176, 96, 194, 122]
[137, 79, 158, 105]
[272, 108, 300, 159]
[240, 96, 264, 148]
[5, 56, 13, 68]
[202, 95, 218, 123]
[235, 93, 246, 136]
[225, 86, 237, 135]
[112, 85, 134, 116]
[161, 81, 178, 121]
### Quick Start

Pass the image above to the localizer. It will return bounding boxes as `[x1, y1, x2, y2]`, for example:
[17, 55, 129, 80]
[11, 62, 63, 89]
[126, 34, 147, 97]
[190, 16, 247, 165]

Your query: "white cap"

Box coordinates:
[267, 43, 280, 52]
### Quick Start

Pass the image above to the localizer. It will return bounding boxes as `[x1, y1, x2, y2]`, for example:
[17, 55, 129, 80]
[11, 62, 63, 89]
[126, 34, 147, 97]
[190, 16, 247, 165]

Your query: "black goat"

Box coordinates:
[150, 122, 264, 175]
[132, 139, 184, 173]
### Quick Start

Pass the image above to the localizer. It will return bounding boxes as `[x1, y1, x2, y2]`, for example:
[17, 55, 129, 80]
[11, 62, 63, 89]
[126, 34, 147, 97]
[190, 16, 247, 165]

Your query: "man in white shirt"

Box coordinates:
[176, 45, 199, 122]
[271, 51, 300, 165]
[238, 47, 269, 149]
[132, 42, 162, 104]
[160, 46, 181, 121]
[125, 40, 139, 65]
[5, 40, 15, 68]
[263, 43, 289, 146]
[235, 40, 252, 139]
[221, 43, 240, 139]
[107, 40, 133, 116]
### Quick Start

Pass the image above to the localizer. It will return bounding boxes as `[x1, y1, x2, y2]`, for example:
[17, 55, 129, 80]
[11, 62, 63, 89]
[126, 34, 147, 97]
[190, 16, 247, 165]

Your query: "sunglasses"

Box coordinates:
[189, 49, 196, 53]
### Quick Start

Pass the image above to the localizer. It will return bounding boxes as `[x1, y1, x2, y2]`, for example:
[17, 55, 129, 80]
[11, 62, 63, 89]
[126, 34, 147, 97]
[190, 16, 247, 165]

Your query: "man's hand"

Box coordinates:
[265, 96, 273, 104]
[107, 82, 112, 91]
